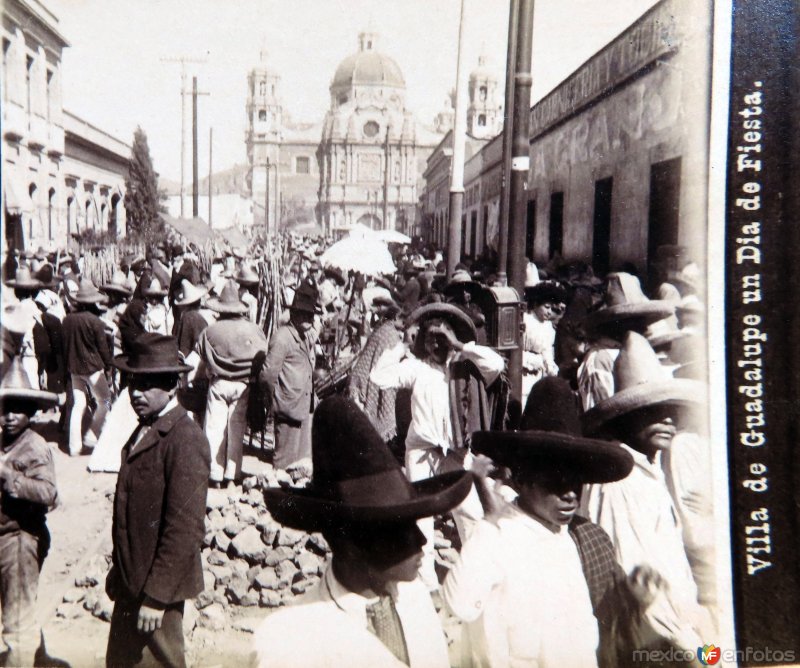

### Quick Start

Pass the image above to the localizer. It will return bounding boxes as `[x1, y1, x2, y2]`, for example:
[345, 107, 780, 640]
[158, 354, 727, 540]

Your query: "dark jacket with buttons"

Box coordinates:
[106, 405, 210, 604]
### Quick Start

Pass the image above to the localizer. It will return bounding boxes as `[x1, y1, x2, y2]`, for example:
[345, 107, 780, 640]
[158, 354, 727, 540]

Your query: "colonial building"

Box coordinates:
[2, 0, 129, 253]
[422, 0, 712, 287]
[245, 31, 454, 238]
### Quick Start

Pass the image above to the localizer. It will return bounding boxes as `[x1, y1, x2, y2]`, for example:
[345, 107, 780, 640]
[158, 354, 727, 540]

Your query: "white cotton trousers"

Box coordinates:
[204, 377, 249, 483]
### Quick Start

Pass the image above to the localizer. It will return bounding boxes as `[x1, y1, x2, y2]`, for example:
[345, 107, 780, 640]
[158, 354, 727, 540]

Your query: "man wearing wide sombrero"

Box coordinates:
[444, 376, 638, 668]
[106, 333, 210, 667]
[582, 331, 713, 648]
[195, 279, 269, 487]
[577, 272, 673, 411]
[370, 302, 505, 591]
[62, 279, 113, 456]
[0, 359, 62, 666]
[253, 396, 470, 667]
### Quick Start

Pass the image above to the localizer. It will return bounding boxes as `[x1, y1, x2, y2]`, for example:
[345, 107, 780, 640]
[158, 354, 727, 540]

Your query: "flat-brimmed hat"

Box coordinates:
[443, 269, 483, 302]
[323, 266, 346, 287]
[264, 396, 473, 531]
[5, 267, 42, 290]
[408, 302, 476, 344]
[524, 280, 569, 307]
[234, 265, 260, 287]
[114, 333, 192, 375]
[74, 279, 108, 305]
[0, 357, 58, 408]
[141, 277, 167, 298]
[174, 279, 207, 307]
[472, 377, 633, 484]
[290, 280, 322, 314]
[584, 272, 673, 338]
[583, 331, 706, 435]
[206, 279, 248, 314]
[101, 271, 134, 297]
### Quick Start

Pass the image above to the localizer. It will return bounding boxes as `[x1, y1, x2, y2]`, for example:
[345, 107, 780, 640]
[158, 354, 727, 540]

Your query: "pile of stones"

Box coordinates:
[58, 466, 461, 634]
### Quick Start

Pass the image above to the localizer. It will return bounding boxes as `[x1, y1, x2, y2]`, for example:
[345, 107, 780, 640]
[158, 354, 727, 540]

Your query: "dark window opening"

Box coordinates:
[296, 156, 310, 174]
[647, 157, 682, 289]
[592, 178, 613, 275]
[478, 114, 486, 127]
[526, 199, 537, 259]
[470, 210, 478, 258]
[548, 193, 563, 260]
[258, 110, 267, 121]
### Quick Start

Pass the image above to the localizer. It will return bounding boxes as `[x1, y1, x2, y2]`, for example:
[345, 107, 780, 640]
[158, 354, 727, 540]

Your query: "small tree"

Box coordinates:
[124, 126, 166, 242]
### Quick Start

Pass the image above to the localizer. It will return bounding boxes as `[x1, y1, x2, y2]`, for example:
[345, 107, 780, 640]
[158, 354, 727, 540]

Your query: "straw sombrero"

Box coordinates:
[234, 265, 260, 287]
[174, 279, 207, 307]
[583, 331, 706, 436]
[141, 277, 168, 298]
[74, 279, 108, 305]
[101, 271, 134, 297]
[264, 396, 473, 531]
[5, 267, 42, 290]
[443, 269, 483, 302]
[0, 357, 58, 407]
[206, 279, 248, 315]
[584, 272, 673, 338]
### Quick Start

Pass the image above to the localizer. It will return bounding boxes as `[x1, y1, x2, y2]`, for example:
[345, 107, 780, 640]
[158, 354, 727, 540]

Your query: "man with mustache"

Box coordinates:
[105, 334, 210, 668]
[582, 331, 714, 650]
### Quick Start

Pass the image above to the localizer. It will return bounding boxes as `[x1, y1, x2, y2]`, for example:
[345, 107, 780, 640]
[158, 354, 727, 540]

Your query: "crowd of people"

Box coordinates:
[0, 235, 712, 667]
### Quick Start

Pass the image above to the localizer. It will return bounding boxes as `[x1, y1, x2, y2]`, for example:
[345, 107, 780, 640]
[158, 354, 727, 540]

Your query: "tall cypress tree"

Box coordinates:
[124, 127, 166, 241]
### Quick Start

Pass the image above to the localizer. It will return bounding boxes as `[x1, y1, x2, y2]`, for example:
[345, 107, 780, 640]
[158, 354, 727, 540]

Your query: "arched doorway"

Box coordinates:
[28, 183, 37, 243]
[109, 193, 121, 238]
[48, 188, 55, 240]
[356, 213, 381, 230]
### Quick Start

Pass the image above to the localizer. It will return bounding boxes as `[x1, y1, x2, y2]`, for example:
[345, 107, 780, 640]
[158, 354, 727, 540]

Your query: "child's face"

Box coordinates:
[532, 301, 566, 323]
[1, 410, 31, 440]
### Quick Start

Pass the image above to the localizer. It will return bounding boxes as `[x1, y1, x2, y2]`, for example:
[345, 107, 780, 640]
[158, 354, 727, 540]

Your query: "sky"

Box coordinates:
[51, 0, 658, 183]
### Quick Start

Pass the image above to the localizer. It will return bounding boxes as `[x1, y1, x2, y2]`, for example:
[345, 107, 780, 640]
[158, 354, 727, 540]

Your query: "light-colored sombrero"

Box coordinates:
[206, 279, 248, 314]
[584, 272, 673, 337]
[141, 277, 168, 298]
[0, 357, 58, 407]
[174, 279, 207, 307]
[74, 279, 108, 305]
[4, 267, 42, 290]
[646, 315, 691, 350]
[234, 265, 260, 286]
[583, 331, 705, 436]
[101, 271, 134, 297]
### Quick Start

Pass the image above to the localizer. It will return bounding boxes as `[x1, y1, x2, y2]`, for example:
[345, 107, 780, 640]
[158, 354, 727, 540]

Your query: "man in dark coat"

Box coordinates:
[105, 333, 210, 668]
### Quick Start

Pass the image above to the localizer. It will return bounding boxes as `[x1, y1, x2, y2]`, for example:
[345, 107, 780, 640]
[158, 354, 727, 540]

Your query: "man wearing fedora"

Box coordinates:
[62, 278, 113, 456]
[370, 302, 505, 591]
[195, 279, 269, 487]
[253, 396, 471, 668]
[258, 280, 320, 471]
[106, 333, 210, 668]
[0, 358, 63, 666]
[582, 331, 713, 650]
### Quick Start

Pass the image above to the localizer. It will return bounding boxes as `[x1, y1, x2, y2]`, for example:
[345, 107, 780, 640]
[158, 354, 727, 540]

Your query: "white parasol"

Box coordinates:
[374, 229, 411, 244]
[320, 235, 396, 276]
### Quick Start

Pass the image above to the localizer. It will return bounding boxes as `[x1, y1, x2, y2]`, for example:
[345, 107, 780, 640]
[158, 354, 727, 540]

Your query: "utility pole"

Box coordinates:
[506, 0, 535, 408]
[497, 0, 519, 286]
[447, 0, 469, 277]
[160, 55, 207, 217]
[208, 127, 213, 227]
[191, 77, 210, 218]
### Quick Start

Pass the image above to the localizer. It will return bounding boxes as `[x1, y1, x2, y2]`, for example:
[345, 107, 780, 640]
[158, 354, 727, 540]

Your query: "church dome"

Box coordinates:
[331, 31, 405, 90]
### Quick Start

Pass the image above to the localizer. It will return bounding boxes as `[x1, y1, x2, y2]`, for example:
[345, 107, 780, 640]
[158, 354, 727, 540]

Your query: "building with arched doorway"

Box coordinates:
[2, 0, 129, 255]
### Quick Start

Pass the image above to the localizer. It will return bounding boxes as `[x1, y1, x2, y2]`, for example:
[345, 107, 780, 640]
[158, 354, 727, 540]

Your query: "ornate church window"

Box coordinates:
[363, 120, 380, 138]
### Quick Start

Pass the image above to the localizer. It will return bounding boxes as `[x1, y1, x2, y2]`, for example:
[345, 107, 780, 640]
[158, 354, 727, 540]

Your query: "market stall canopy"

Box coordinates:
[161, 215, 214, 245]
[215, 225, 248, 247]
[3, 172, 34, 216]
[374, 229, 411, 244]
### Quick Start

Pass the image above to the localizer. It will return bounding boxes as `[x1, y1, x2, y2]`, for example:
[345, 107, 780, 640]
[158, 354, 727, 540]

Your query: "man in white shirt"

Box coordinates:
[582, 331, 714, 649]
[253, 396, 472, 668]
[369, 303, 505, 590]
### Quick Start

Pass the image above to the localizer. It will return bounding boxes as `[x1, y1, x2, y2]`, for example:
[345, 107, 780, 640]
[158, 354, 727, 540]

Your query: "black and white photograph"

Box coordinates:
[1, 0, 798, 666]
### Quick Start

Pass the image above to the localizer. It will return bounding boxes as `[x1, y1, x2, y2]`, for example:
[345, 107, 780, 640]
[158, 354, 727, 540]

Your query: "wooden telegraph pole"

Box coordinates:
[191, 77, 210, 218]
[506, 0, 535, 407]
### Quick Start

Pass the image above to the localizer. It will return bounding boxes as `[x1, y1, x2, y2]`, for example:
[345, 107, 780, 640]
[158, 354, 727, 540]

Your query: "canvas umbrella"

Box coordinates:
[320, 236, 396, 276]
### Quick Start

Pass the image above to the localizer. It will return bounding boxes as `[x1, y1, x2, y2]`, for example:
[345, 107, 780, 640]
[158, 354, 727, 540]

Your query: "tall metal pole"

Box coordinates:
[192, 76, 199, 218]
[497, 0, 519, 285]
[208, 127, 213, 227]
[446, 0, 469, 277]
[383, 125, 390, 230]
[506, 0, 535, 408]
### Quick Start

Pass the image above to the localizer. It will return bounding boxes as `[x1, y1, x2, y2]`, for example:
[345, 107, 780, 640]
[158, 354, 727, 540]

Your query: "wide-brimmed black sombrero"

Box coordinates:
[472, 377, 633, 484]
[264, 396, 473, 532]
